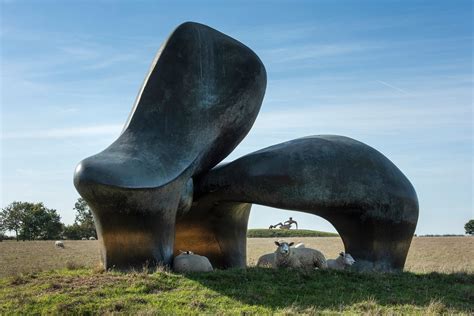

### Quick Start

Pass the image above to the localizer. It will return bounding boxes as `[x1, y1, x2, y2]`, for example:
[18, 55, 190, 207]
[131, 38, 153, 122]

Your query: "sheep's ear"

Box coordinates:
[274, 241, 280, 246]
[289, 242, 294, 246]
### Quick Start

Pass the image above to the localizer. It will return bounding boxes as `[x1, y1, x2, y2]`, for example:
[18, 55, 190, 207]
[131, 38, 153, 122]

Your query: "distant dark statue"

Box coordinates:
[74, 22, 418, 272]
[284, 217, 298, 229]
[269, 217, 298, 230]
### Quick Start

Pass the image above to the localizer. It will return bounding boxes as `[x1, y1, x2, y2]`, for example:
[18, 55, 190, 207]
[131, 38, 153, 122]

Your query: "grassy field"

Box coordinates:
[0, 237, 473, 314]
[1, 237, 472, 277]
[1, 266, 473, 314]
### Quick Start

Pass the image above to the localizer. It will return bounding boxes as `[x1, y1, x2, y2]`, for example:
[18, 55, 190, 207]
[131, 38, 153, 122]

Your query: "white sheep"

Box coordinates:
[257, 242, 304, 267]
[55, 240, 64, 248]
[274, 241, 327, 270]
[173, 251, 213, 273]
[327, 252, 356, 270]
[81, 237, 87, 240]
[257, 253, 275, 267]
[89, 237, 96, 240]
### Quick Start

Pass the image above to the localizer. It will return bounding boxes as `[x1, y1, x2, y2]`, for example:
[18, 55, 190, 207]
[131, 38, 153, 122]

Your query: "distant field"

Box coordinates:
[247, 228, 338, 238]
[1, 237, 473, 277]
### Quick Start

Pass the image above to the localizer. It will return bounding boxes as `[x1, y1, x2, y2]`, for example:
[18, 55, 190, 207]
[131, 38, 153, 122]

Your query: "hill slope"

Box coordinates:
[247, 228, 338, 238]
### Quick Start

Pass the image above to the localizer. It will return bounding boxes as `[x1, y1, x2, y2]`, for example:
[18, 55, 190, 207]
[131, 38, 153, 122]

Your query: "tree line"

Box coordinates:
[0, 198, 97, 241]
[1, 199, 473, 241]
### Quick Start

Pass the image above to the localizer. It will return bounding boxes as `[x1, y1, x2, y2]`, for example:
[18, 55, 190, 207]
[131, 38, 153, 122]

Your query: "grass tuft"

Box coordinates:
[425, 298, 447, 315]
[65, 261, 85, 270]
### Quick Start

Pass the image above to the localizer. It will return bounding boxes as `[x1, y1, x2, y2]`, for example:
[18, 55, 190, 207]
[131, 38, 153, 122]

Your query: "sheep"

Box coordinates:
[55, 240, 64, 248]
[257, 242, 305, 267]
[173, 250, 213, 273]
[81, 237, 87, 240]
[89, 237, 96, 240]
[274, 241, 327, 270]
[327, 252, 356, 270]
[257, 253, 275, 267]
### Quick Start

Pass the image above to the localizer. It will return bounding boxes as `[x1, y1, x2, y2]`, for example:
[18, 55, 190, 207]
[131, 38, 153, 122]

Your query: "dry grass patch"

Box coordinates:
[246, 236, 474, 273]
[1, 237, 473, 278]
[0, 240, 100, 277]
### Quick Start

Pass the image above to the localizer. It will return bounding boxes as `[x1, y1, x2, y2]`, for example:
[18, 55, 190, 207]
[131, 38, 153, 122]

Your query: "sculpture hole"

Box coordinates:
[248, 206, 344, 263]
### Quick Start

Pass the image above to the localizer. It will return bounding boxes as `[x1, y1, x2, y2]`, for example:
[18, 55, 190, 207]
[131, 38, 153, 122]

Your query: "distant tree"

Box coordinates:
[72, 198, 97, 239]
[1, 201, 29, 241]
[19, 204, 63, 240]
[63, 224, 84, 240]
[1, 201, 63, 240]
[0, 213, 5, 242]
[465, 220, 474, 235]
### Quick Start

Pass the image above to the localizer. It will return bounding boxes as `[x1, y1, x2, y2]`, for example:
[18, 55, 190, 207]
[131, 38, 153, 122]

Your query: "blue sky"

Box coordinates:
[1, 0, 472, 234]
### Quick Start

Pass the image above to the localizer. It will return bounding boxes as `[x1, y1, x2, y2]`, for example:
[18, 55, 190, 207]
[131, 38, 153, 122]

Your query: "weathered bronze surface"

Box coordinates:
[74, 22, 418, 272]
[183, 136, 418, 271]
[74, 22, 266, 269]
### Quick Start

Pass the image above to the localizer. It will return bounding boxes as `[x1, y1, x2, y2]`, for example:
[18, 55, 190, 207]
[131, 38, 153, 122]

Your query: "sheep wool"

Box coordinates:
[327, 252, 356, 270]
[274, 241, 327, 269]
[173, 252, 213, 273]
[257, 253, 275, 267]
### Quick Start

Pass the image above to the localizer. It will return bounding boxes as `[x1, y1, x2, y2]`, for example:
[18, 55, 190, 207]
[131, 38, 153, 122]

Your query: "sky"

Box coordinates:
[1, 0, 472, 235]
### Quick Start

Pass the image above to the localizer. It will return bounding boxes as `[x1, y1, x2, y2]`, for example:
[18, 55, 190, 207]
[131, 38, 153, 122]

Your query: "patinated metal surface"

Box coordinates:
[74, 22, 418, 272]
[187, 136, 418, 271]
[74, 22, 266, 269]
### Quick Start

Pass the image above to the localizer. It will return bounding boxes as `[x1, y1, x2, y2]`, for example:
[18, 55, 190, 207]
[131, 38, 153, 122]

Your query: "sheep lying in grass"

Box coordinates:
[274, 241, 327, 269]
[327, 252, 356, 270]
[89, 237, 96, 240]
[81, 237, 87, 240]
[173, 251, 213, 273]
[55, 241, 64, 248]
[257, 242, 305, 267]
[257, 253, 275, 267]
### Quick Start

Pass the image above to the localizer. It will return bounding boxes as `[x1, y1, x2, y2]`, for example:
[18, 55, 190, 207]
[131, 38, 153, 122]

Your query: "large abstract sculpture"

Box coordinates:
[74, 22, 418, 272]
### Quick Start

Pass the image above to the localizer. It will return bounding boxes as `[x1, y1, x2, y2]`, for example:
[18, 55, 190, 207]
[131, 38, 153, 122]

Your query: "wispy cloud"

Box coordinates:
[2, 124, 122, 140]
[375, 80, 411, 95]
[261, 43, 376, 64]
[252, 102, 472, 137]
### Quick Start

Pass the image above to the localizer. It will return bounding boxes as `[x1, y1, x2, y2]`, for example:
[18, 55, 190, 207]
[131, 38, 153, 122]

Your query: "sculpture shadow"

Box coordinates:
[183, 268, 473, 313]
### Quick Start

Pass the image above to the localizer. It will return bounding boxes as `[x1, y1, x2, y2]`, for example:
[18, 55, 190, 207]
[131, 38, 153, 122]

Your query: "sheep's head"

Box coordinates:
[339, 252, 356, 266]
[274, 241, 294, 256]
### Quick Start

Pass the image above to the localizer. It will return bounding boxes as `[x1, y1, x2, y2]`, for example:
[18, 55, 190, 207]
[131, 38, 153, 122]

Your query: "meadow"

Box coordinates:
[0, 237, 473, 314]
[1, 237, 473, 277]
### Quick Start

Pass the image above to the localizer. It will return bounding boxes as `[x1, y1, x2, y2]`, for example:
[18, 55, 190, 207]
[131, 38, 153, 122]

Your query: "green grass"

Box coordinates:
[1, 267, 472, 315]
[247, 228, 338, 238]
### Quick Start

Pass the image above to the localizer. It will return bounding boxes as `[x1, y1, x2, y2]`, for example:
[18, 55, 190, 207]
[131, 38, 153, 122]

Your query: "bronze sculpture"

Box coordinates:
[74, 22, 418, 272]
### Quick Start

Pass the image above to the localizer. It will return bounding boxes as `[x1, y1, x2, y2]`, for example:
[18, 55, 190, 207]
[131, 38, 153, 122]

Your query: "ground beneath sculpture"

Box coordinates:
[0, 238, 472, 314]
[1, 237, 472, 277]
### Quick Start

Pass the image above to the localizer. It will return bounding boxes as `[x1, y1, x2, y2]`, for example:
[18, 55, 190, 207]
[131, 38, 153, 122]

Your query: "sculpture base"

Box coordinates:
[175, 201, 251, 269]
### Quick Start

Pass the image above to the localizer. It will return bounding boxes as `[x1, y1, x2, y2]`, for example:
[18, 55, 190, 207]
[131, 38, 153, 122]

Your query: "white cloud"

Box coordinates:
[2, 124, 122, 140]
[261, 43, 376, 64]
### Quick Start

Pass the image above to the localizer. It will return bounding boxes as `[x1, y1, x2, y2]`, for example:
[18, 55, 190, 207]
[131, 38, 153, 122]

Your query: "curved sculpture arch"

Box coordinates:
[74, 22, 418, 272]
